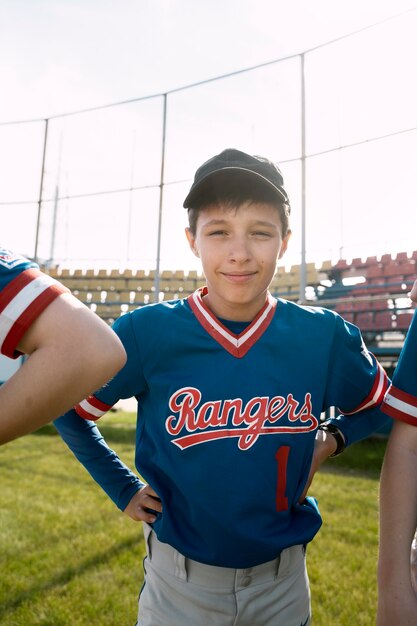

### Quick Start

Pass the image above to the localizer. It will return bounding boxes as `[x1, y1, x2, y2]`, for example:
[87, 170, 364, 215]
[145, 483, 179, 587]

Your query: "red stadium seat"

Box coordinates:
[370, 299, 388, 311]
[395, 311, 414, 330]
[383, 263, 403, 277]
[374, 312, 395, 330]
[380, 253, 393, 265]
[395, 252, 409, 263]
[365, 264, 383, 278]
[399, 262, 416, 276]
[355, 312, 375, 330]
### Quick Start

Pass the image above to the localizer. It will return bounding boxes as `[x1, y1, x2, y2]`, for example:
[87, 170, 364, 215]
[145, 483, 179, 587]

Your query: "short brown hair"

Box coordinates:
[187, 171, 291, 237]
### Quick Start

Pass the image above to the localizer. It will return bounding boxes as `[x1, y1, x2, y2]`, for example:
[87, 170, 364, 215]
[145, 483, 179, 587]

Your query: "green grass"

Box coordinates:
[0, 413, 387, 625]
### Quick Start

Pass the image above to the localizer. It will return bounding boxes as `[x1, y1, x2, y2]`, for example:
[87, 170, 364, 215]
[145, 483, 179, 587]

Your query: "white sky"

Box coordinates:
[1, 0, 417, 271]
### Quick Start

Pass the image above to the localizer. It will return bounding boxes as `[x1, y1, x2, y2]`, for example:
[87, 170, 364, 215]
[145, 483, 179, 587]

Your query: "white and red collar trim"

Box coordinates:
[187, 287, 277, 358]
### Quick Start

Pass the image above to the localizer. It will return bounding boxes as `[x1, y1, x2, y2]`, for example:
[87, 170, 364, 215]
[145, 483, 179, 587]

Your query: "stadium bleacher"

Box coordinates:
[44, 250, 417, 363]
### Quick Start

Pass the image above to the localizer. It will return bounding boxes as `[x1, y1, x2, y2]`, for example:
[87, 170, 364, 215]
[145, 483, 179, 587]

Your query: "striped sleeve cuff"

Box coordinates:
[0, 268, 69, 358]
[340, 360, 389, 416]
[75, 395, 114, 421]
[381, 385, 417, 426]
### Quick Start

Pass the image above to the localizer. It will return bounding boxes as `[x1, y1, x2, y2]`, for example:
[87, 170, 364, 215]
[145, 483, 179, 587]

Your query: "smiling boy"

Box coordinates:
[55, 148, 390, 625]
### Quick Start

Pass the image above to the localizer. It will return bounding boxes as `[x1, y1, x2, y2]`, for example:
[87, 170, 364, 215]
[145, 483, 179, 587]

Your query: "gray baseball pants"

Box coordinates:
[137, 523, 311, 626]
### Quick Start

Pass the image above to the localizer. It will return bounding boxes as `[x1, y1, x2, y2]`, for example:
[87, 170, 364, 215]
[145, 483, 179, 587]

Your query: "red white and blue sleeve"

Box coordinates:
[381, 310, 417, 426]
[324, 313, 391, 444]
[0, 248, 68, 358]
[54, 312, 146, 510]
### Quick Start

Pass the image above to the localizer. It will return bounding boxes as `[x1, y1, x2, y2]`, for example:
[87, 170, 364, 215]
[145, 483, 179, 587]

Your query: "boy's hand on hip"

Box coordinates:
[124, 484, 162, 523]
[299, 429, 338, 502]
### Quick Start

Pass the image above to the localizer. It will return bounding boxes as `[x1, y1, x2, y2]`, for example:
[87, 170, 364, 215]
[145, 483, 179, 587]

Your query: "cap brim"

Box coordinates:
[183, 167, 287, 208]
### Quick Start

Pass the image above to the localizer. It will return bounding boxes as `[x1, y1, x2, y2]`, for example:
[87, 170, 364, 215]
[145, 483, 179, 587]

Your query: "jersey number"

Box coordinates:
[275, 446, 290, 512]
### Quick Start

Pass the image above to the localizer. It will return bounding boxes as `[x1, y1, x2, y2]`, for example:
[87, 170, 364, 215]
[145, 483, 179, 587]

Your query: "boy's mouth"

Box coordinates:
[222, 271, 257, 282]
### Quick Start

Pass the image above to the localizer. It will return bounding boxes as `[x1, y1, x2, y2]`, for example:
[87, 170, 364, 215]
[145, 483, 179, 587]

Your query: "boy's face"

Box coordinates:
[185, 200, 290, 321]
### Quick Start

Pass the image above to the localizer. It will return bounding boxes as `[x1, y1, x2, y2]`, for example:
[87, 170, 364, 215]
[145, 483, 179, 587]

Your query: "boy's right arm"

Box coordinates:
[54, 409, 144, 511]
[54, 410, 162, 523]
[53, 310, 162, 523]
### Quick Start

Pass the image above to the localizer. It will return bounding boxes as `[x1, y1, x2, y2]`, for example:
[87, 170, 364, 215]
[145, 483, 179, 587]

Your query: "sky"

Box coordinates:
[1, 0, 417, 271]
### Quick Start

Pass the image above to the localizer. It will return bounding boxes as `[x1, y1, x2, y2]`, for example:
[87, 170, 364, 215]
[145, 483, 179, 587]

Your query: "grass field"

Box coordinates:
[0, 412, 387, 625]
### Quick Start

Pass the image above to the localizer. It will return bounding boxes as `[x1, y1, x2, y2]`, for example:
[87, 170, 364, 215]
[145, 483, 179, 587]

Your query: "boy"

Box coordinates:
[55, 148, 390, 625]
[377, 280, 417, 626]
[0, 247, 126, 444]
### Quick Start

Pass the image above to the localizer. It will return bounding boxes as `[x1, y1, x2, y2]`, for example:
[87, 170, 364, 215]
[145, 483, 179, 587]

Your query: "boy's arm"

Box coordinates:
[53, 310, 162, 523]
[335, 281, 417, 446]
[302, 314, 391, 497]
[322, 313, 392, 446]
[299, 427, 337, 500]
[54, 409, 162, 523]
[377, 420, 417, 625]
[54, 409, 144, 511]
[0, 292, 126, 444]
[325, 401, 391, 447]
[301, 403, 390, 501]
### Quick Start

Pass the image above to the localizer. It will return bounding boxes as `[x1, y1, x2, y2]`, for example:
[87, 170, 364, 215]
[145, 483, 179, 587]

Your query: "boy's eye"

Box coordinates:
[208, 230, 228, 236]
[253, 231, 272, 238]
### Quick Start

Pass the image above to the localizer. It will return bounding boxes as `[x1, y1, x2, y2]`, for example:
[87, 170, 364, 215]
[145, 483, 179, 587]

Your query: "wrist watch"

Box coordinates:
[318, 422, 346, 457]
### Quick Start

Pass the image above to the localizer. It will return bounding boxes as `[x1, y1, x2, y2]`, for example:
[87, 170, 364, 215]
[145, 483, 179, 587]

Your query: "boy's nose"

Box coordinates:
[228, 238, 251, 263]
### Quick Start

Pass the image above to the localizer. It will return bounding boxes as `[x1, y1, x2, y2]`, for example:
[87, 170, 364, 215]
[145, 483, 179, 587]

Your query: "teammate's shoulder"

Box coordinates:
[0, 247, 37, 272]
[0, 247, 40, 293]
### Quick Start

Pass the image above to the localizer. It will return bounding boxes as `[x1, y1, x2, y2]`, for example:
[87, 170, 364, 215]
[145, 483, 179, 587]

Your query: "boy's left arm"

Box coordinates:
[301, 401, 390, 500]
[321, 312, 392, 446]
[299, 426, 337, 500]
[302, 314, 392, 497]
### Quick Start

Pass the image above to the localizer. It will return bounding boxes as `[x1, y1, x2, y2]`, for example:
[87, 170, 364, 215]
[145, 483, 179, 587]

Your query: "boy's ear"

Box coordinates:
[185, 227, 199, 257]
[278, 230, 291, 260]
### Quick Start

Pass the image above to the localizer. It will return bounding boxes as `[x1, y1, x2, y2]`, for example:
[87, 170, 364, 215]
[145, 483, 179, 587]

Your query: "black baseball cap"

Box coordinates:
[183, 148, 289, 208]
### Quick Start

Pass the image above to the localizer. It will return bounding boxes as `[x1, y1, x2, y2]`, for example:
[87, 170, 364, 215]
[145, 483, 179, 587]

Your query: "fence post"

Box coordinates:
[34, 118, 49, 263]
[154, 93, 167, 301]
[299, 53, 307, 304]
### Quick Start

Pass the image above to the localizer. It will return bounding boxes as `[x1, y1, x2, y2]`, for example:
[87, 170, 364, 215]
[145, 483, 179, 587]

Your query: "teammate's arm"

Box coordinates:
[377, 279, 417, 625]
[0, 292, 126, 444]
[377, 420, 417, 625]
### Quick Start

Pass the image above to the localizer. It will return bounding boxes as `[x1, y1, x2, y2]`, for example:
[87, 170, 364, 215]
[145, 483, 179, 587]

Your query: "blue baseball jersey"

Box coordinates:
[382, 309, 417, 426]
[55, 288, 389, 568]
[0, 247, 68, 358]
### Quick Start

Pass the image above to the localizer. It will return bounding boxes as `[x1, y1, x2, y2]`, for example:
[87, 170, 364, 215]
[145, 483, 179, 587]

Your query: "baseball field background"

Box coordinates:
[0, 412, 384, 626]
[2, 3, 417, 623]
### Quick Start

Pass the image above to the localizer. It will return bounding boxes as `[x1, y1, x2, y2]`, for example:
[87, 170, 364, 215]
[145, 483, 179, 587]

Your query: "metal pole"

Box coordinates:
[49, 130, 63, 267]
[49, 184, 59, 265]
[154, 94, 167, 302]
[300, 53, 307, 304]
[126, 130, 137, 265]
[34, 118, 49, 263]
